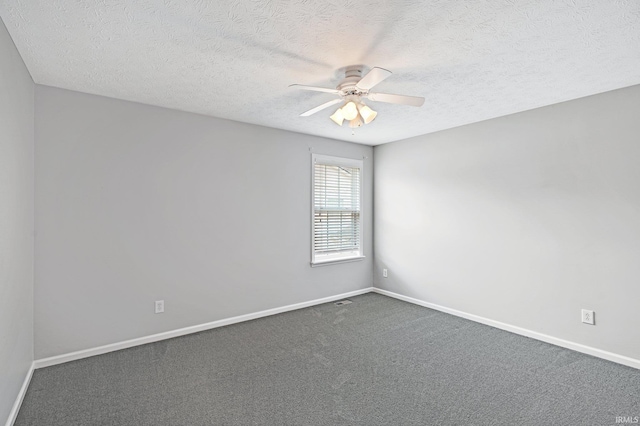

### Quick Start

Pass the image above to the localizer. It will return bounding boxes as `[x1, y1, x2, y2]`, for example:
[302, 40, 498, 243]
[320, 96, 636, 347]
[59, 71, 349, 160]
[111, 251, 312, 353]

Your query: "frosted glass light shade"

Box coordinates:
[357, 104, 377, 124]
[330, 108, 344, 126]
[341, 101, 358, 120]
[349, 115, 363, 128]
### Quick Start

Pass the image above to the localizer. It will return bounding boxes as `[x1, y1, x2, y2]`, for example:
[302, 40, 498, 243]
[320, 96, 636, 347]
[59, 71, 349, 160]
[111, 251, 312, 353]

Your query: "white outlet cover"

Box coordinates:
[383, 269, 388, 278]
[155, 300, 165, 314]
[581, 309, 594, 325]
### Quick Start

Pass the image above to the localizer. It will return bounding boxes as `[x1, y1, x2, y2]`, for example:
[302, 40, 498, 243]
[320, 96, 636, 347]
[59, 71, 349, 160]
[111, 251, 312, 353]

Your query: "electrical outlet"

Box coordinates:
[155, 300, 164, 314]
[383, 268, 388, 278]
[581, 309, 594, 325]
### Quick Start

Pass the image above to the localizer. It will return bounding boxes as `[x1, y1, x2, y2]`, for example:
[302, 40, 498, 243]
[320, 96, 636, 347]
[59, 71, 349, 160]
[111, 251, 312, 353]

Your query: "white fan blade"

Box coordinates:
[300, 98, 342, 117]
[367, 92, 425, 107]
[289, 84, 340, 95]
[356, 67, 392, 91]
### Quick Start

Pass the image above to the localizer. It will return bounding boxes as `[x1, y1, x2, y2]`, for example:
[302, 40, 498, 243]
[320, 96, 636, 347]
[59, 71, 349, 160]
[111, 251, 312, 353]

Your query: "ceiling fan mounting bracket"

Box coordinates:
[337, 64, 365, 78]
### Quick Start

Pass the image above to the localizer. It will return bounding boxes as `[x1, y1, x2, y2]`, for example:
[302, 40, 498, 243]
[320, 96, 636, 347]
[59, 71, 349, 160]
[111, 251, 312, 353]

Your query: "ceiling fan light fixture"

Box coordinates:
[341, 101, 358, 121]
[349, 115, 363, 128]
[291, 66, 425, 129]
[329, 108, 345, 126]
[357, 103, 377, 124]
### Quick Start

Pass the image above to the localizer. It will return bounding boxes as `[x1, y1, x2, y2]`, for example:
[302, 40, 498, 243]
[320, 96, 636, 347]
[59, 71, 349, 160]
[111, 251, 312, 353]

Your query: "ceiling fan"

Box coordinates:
[290, 65, 424, 128]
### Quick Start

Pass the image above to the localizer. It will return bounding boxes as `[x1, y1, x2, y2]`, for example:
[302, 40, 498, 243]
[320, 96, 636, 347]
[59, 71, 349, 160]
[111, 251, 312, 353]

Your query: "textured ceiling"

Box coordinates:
[1, 0, 639, 145]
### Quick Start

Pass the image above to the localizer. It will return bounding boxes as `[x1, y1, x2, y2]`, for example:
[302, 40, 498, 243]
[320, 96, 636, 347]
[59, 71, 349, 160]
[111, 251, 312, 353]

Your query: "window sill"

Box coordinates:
[310, 256, 365, 267]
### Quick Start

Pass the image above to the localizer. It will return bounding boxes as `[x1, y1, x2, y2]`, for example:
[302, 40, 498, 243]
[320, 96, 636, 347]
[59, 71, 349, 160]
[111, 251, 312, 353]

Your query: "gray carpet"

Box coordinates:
[15, 293, 640, 425]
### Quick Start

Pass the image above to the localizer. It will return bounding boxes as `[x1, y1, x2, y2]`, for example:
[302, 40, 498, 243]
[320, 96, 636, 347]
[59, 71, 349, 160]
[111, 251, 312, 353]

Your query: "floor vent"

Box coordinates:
[334, 300, 353, 306]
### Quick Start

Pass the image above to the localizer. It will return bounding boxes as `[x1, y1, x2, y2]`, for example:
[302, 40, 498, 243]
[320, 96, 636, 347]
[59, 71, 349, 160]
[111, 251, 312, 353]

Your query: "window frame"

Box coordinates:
[310, 153, 365, 267]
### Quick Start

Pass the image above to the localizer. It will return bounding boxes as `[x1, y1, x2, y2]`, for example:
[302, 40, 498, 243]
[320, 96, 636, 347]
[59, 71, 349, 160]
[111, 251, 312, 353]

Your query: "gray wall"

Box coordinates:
[35, 86, 373, 359]
[0, 18, 34, 425]
[374, 84, 640, 360]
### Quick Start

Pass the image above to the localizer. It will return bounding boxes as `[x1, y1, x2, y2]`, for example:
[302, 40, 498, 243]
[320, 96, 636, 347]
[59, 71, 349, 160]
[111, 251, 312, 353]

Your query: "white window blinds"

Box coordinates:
[312, 154, 363, 264]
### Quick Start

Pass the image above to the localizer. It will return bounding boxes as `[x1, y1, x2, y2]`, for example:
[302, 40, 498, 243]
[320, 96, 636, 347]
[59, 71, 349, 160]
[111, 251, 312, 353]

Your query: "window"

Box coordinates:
[311, 154, 364, 265]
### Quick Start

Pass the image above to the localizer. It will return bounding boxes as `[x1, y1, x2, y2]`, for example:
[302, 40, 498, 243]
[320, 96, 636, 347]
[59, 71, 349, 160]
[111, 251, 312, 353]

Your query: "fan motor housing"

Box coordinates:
[336, 65, 367, 95]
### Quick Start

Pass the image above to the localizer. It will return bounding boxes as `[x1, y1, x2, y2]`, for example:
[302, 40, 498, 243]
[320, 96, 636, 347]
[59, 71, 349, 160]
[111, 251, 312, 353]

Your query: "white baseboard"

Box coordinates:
[372, 288, 640, 370]
[4, 362, 34, 426]
[34, 287, 374, 369]
[34, 285, 637, 372]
